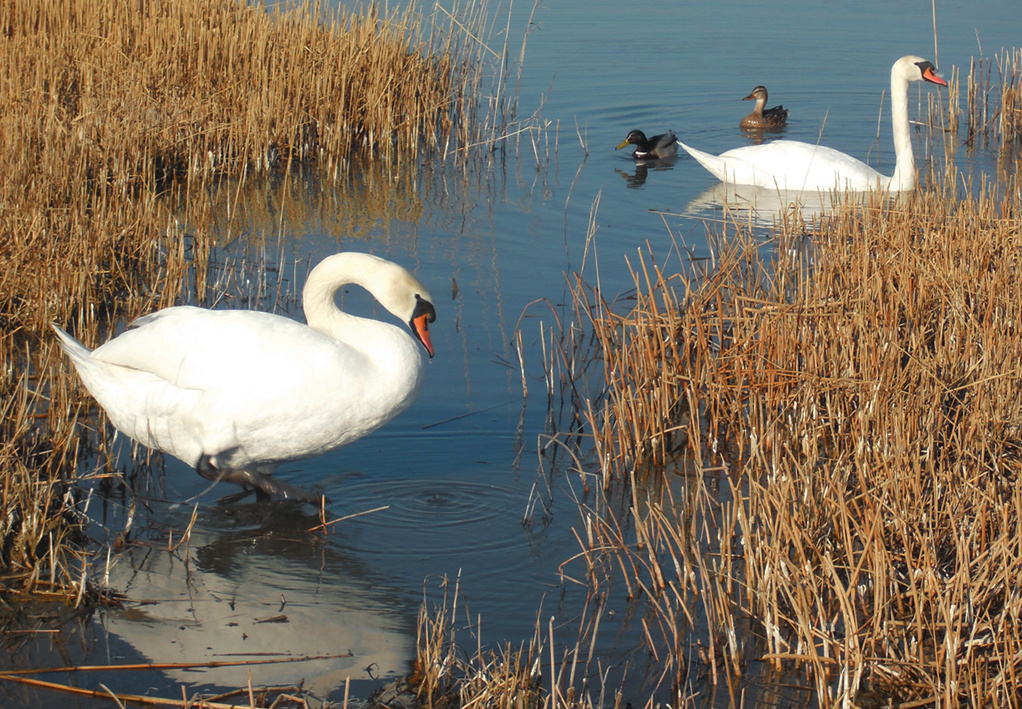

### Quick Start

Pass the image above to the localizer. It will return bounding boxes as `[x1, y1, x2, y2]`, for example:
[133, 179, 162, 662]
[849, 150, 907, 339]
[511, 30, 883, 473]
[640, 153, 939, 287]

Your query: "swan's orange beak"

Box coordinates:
[923, 65, 948, 87]
[413, 313, 434, 358]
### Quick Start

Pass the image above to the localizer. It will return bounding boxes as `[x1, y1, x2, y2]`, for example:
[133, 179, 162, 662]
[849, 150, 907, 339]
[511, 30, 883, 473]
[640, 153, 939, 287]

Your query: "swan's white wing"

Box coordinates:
[719, 141, 887, 191]
[681, 139, 888, 192]
[88, 306, 420, 468]
[92, 307, 361, 392]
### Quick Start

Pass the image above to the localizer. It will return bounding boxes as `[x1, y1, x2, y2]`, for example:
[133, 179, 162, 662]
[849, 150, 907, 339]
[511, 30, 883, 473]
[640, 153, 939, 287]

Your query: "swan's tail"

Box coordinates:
[677, 141, 729, 182]
[52, 324, 95, 368]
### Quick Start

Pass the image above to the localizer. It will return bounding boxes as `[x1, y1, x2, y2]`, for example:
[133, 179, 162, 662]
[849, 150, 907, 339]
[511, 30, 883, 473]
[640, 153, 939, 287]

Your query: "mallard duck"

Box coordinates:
[679, 56, 947, 192]
[740, 86, 789, 129]
[616, 129, 678, 159]
[53, 252, 437, 502]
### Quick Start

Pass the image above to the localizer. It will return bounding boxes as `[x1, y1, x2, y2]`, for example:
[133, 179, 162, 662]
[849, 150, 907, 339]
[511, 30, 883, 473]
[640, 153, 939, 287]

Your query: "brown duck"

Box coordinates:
[740, 86, 789, 130]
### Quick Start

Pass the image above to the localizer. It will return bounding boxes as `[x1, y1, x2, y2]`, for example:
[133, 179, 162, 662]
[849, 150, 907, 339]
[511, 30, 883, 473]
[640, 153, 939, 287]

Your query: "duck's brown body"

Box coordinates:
[740, 86, 788, 130]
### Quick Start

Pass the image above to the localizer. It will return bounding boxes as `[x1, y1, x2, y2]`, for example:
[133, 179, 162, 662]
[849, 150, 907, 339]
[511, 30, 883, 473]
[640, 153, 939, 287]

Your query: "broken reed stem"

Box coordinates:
[0, 654, 352, 676]
[0, 672, 294, 709]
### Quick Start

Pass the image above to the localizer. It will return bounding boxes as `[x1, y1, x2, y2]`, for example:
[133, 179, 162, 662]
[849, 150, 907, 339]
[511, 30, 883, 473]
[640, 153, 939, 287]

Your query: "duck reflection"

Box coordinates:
[616, 155, 678, 188]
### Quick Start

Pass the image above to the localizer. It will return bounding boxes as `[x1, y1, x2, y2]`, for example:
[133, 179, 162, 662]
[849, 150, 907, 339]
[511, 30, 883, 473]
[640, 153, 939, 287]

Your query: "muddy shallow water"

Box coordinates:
[3, 0, 1020, 706]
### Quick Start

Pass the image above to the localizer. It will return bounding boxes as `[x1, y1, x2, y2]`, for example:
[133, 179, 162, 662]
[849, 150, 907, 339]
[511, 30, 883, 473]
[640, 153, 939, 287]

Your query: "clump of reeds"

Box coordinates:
[0, 0, 490, 607]
[0, 0, 486, 335]
[552, 160, 1022, 705]
[964, 48, 1022, 150]
[411, 575, 626, 709]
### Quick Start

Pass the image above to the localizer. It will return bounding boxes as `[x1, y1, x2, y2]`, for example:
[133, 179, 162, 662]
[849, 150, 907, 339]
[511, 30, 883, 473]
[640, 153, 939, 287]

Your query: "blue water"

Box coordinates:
[4, 1, 1018, 707]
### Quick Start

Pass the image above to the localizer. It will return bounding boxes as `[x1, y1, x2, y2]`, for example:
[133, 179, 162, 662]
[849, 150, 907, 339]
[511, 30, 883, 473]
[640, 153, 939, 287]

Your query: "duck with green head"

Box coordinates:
[616, 129, 678, 159]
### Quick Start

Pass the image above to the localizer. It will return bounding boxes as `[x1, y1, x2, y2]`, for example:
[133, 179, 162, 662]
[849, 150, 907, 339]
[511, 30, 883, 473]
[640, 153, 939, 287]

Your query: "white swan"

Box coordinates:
[680, 56, 947, 192]
[53, 252, 436, 501]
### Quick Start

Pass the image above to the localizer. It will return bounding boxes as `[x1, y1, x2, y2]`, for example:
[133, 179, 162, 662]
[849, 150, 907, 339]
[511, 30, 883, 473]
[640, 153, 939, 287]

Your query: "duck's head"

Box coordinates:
[743, 86, 769, 102]
[616, 130, 648, 150]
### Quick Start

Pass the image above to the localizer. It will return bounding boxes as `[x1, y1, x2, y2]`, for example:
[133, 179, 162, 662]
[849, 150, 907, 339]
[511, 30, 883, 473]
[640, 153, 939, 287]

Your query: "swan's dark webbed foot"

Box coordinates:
[195, 455, 325, 504]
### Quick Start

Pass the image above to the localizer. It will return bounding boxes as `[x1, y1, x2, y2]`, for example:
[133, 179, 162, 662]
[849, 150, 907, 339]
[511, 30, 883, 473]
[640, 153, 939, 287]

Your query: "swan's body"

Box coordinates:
[53, 252, 436, 500]
[616, 129, 679, 159]
[680, 56, 947, 192]
[740, 86, 788, 130]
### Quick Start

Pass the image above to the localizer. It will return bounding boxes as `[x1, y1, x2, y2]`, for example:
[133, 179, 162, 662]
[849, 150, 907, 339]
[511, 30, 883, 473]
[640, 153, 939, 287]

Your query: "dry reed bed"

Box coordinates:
[0, 0, 471, 333]
[963, 48, 1022, 149]
[0, 0, 477, 607]
[563, 170, 1022, 706]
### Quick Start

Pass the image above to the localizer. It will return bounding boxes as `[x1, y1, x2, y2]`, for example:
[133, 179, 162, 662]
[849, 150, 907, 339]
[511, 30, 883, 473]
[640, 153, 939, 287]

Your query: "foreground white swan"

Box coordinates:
[680, 55, 947, 191]
[53, 252, 436, 501]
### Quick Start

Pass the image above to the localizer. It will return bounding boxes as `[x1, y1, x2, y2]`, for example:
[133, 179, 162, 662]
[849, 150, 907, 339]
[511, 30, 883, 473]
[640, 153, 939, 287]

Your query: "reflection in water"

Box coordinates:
[197, 159, 428, 251]
[684, 181, 852, 228]
[100, 501, 415, 698]
[740, 123, 788, 145]
[615, 156, 678, 188]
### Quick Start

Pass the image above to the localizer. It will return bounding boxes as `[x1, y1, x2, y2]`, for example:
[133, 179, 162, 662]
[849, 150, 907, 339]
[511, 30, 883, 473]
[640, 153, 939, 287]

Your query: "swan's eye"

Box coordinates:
[414, 295, 437, 323]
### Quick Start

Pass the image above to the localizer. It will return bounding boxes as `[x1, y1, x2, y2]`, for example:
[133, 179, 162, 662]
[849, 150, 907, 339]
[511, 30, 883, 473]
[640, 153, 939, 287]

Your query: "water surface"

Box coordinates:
[4, 0, 1019, 706]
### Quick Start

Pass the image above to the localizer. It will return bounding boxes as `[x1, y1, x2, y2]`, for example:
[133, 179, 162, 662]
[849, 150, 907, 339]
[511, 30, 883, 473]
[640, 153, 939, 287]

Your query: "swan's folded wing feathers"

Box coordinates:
[92, 306, 362, 392]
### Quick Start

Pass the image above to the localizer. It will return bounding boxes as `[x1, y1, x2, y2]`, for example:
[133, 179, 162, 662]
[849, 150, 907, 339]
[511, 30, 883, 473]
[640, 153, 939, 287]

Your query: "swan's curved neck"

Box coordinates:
[302, 258, 362, 335]
[300, 255, 405, 355]
[298, 252, 427, 371]
[889, 69, 916, 191]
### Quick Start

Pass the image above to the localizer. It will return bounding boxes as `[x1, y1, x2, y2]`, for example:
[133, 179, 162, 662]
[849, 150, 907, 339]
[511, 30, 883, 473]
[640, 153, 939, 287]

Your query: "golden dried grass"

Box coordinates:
[0, 0, 484, 606]
[964, 48, 1022, 149]
[560, 167, 1022, 706]
[412, 575, 600, 709]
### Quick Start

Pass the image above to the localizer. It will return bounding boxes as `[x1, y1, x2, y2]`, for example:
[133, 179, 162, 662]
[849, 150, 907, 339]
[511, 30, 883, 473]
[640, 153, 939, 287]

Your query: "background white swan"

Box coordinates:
[680, 55, 947, 192]
[53, 251, 436, 501]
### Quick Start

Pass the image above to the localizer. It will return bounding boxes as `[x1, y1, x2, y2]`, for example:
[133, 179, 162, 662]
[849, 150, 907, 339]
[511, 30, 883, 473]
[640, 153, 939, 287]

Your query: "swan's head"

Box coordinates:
[743, 86, 768, 102]
[369, 262, 435, 359]
[370, 263, 436, 359]
[617, 130, 648, 150]
[895, 55, 948, 88]
[303, 252, 437, 359]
